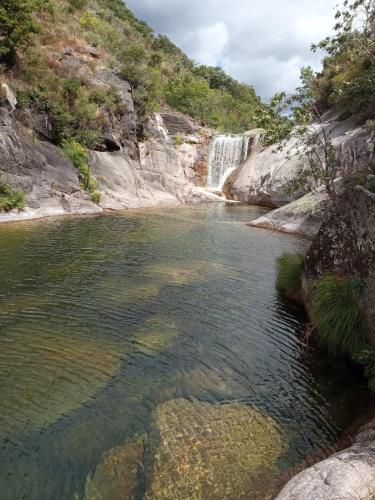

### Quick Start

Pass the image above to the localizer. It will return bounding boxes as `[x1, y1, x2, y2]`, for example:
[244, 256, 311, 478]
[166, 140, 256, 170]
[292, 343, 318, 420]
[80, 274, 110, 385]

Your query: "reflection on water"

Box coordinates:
[0, 204, 370, 499]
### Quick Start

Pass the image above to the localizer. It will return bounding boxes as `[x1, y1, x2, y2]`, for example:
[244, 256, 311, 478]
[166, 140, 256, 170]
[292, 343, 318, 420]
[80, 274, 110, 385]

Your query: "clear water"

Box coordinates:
[0, 204, 369, 499]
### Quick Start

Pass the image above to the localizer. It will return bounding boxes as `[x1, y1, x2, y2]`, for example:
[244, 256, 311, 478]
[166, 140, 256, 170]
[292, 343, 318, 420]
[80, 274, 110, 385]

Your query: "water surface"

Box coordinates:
[0, 204, 369, 499]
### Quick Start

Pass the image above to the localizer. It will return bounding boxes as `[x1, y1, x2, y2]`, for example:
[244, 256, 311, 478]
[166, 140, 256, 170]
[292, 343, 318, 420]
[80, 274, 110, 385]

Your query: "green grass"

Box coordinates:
[313, 274, 366, 355]
[275, 253, 304, 295]
[0, 181, 25, 212]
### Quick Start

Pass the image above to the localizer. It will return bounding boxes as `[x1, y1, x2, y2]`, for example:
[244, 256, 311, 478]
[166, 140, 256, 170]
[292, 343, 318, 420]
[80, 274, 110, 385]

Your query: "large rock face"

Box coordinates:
[230, 114, 374, 208]
[276, 423, 375, 500]
[303, 186, 375, 340]
[0, 73, 221, 223]
[0, 108, 100, 222]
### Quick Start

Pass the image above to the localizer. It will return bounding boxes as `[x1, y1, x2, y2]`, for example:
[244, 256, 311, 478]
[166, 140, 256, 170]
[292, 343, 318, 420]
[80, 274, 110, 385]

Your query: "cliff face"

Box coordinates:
[0, 48, 221, 223]
[302, 186, 375, 342]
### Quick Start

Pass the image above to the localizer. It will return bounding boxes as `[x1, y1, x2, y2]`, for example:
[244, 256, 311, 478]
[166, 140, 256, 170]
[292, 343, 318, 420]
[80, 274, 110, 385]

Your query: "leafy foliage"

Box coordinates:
[0, 0, 47, 65]
[275, 253, 304, 295]
[0, 179, 25, 212]
[311, 0, 375, 118]
[313, 274, 366, 355]
[61, 139, 97, 193]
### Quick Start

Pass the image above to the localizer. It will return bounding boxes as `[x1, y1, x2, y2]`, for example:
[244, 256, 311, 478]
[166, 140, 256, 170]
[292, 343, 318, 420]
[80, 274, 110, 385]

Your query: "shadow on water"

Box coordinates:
[0, 204, 371, 499]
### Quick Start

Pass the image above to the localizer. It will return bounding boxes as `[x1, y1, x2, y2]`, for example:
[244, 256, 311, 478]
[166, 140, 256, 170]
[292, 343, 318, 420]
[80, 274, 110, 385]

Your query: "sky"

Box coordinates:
[125, 0, 339, 100]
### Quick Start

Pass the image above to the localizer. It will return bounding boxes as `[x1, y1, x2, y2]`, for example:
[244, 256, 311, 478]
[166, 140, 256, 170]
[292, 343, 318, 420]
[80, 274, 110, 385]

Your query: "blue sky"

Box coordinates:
[125, 0, 338, 100]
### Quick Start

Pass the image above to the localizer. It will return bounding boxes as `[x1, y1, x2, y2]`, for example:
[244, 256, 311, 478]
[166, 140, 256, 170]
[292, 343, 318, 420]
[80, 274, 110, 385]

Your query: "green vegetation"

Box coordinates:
[0, 0, 47, 65]
[313, 274, 366, 355]
[0, 179, 25, 212]
[1, 0, 262, 139]
[275, 253, 303, 296]
[257, 1, 375, 199]
[61, 139, 97, 195]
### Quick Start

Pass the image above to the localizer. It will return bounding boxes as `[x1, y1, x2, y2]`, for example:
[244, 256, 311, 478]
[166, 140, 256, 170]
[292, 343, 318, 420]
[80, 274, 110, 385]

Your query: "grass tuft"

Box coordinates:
[275, 253, 303, 295]
[313, 274, 366, 355]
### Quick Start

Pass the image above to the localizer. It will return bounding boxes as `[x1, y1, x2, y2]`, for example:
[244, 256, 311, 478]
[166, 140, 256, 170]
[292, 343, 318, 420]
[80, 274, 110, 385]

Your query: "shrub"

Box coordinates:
[0, 180, 25, 212]
[61, 140, 96, 193]
[275, 253, 304, 295]
[173, 134, 184, 146]
[353, 346, 375, 393]
[0, 0, 45, 65]
[90, 191, 101, 204]
[313, 274, 366, 355]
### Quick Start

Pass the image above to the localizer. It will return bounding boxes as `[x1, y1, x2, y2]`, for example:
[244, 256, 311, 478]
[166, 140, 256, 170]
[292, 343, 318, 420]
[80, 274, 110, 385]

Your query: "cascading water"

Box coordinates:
[207, 135, 249, 190]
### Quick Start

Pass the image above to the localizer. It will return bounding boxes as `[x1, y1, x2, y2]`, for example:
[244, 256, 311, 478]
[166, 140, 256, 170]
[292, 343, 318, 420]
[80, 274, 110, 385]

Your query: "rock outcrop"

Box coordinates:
[0, 108, 101, 222]
[230, 113, 374, 208]
[248, 190, 330, 238]
[302, 185, 375, 340]
[0, 71, 221, 223]
[276, 423, 375, 500]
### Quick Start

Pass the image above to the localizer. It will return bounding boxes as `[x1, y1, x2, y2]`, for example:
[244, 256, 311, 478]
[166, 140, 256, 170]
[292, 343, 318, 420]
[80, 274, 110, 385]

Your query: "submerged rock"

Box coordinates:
[144, 399, 285, 499]
[84, 435, 145, 500]
[0, 328, 122, 437]
[133, 315, 179, 356]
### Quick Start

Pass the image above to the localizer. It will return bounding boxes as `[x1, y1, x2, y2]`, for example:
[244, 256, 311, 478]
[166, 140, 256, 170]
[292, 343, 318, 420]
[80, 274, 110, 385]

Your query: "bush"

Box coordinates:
[313, 274, 366, 355]
[0, 180, 25, 212]
[61, 140, 96, 193]
[0, 0, 45, 65]
[90, 191, 101, 204]
[275, 253, 304, 295]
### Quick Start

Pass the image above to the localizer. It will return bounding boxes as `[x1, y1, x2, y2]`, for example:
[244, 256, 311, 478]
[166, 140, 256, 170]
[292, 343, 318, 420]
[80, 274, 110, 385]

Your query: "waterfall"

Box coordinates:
[207, 135, 249, 190]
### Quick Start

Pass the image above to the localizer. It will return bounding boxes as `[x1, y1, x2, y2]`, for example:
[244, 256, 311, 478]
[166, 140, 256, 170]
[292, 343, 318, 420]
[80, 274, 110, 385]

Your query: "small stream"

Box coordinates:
[0, 204, 369, 499]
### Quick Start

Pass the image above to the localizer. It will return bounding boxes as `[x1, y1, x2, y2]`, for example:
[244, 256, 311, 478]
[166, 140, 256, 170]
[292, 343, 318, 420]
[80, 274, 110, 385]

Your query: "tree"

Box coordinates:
[259, 67, 339, 200]
[0, 0, 45, 65]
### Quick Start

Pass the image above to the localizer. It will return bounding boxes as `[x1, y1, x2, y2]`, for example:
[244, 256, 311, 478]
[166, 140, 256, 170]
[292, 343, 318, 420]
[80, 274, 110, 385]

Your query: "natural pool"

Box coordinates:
[0, 204, 369, 499]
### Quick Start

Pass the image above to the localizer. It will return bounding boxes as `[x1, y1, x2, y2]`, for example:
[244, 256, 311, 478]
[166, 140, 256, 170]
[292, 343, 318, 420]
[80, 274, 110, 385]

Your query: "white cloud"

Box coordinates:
[125, 0, 338, 99]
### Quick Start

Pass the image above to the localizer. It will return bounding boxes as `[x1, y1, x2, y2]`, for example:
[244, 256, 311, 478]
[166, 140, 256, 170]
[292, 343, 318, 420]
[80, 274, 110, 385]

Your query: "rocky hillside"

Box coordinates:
[0, 0, 265, 222]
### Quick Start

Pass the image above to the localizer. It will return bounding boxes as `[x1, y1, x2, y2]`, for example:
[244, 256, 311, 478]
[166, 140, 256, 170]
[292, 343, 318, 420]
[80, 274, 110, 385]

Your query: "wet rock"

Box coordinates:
[84, 435, 145, 500]
[0, 327, 122, 437]
[276, 424, 375, 500]
[144, 399, 285, 499]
